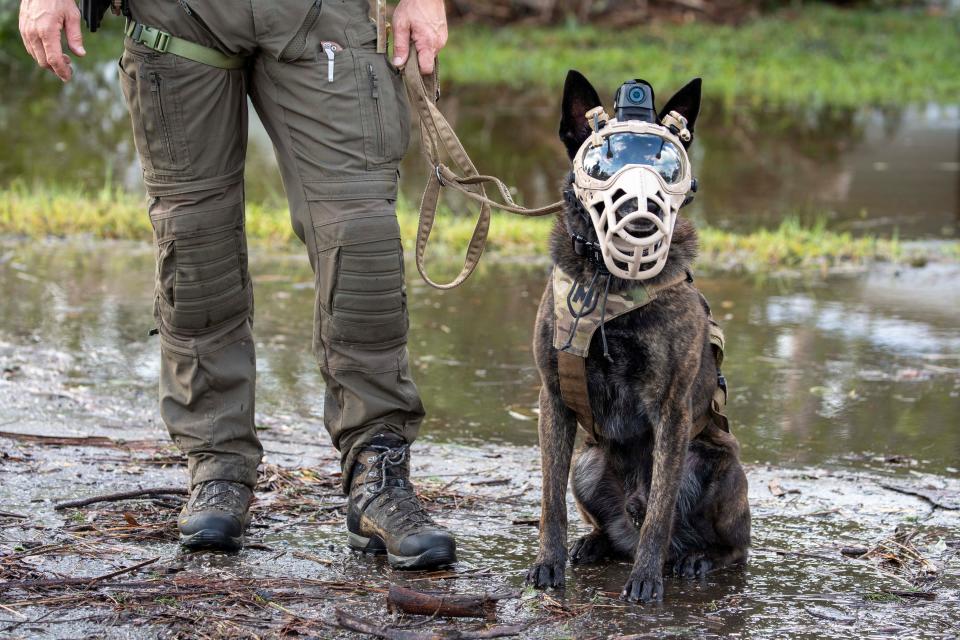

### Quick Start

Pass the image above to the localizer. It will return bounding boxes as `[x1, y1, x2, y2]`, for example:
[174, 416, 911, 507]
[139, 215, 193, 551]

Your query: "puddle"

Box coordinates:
[1, 239, 958, 638]
[2, 240, 958, 473]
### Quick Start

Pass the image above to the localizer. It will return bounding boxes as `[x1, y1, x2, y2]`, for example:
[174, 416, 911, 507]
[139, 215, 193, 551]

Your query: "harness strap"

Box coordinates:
[124, 19, 246, 69]
[400, 55, 565, 290]
[556, 270, 730, 440]
[557, 270, 692, 441]
[558, 351, 596, 439]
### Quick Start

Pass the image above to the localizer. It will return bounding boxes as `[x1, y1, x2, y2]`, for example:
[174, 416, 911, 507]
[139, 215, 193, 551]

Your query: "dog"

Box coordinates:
[525, 70, 751, 603]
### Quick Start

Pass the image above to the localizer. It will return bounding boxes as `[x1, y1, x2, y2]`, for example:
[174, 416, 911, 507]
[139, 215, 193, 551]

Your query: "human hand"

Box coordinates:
[392, 0, 447, 75]
[19, 0, 86, 82]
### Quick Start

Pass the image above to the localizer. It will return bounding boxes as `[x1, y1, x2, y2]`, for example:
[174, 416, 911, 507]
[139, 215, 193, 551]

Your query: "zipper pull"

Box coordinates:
[368, 63, 379, 99]
[320, 42, 341, 83]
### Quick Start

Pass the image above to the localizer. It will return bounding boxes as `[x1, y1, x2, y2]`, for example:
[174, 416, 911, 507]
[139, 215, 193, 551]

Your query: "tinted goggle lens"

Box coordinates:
[581, 133, 684, 184]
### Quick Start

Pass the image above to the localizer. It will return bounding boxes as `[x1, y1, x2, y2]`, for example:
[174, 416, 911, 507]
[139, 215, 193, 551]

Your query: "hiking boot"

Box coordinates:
[347, 435, 457, 569]
[178, 480, 252, 551]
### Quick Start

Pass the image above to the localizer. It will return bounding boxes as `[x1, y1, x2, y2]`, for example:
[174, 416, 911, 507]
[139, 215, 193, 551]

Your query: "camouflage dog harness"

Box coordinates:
[552, 267, 729, 441]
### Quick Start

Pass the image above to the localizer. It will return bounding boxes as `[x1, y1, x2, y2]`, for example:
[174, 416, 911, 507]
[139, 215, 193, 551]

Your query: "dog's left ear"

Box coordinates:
[559, 70, 603, 160]
[658, 78, 702, 147]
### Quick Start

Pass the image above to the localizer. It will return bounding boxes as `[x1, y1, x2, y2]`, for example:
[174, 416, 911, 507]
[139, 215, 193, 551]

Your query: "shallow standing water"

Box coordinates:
[1, 241, 958, 472]
[1, 240, 958, 638]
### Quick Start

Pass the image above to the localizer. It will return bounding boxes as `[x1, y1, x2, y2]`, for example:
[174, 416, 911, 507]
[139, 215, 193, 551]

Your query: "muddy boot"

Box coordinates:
[347, 435, 457, 569]
[178, 480, 252, 551]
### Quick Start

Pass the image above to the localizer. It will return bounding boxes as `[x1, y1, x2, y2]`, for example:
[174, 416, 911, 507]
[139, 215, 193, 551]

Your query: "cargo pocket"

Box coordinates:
[118, 44, 192, 178]
[156, 225, 251, 336]
[355, 52, 410, 170]
[313, 211, 407, 347]
[119, 52, 153, 174]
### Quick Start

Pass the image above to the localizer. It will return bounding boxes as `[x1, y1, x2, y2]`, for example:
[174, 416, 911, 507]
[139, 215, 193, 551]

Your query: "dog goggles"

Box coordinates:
[571, 111, 694, 281]
[573, 118, 692, 195]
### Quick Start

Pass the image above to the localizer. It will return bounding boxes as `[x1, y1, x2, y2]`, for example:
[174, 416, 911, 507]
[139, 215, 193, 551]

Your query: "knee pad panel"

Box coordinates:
[150, 184, 251, 338]
[313, 210, 407, 347]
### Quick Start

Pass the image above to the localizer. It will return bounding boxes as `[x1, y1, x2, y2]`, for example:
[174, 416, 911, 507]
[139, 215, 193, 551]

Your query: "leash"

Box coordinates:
[122, 17, 561, 290]
[400, 55, 565, 289]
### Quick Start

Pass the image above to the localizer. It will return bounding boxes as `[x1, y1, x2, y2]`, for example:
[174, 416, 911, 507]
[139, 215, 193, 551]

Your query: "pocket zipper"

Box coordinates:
[150, 72, 177, 165]
[368, 63, 384, 156]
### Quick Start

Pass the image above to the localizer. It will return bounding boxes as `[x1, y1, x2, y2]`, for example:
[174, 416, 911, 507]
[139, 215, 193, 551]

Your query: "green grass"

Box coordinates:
[444, 6, 960, 108]
[4, 183, 955, 274]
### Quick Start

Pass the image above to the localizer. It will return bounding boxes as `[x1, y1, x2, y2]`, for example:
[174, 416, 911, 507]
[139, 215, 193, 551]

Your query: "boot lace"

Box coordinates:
[359, 445, 437, 532]
[191, 481, 249, 513]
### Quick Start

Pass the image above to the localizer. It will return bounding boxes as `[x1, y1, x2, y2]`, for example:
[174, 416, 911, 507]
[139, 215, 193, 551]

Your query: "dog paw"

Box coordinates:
[570, 532, 610, 565]
[620, 571, 663, 603]
[673, 553, 713, 579]
[525, 557, 566, 589]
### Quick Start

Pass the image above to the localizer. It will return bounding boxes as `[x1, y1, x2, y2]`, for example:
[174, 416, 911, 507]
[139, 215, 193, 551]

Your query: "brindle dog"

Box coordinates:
[525, 71, 751, 603]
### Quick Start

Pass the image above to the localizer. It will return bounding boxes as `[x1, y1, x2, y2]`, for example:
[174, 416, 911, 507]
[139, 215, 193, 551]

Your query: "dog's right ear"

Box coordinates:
[559, 70, 602, 160]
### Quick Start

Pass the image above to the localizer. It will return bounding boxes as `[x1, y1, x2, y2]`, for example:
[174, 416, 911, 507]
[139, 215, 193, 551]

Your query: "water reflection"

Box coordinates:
[1, 240, 958, 472]
[1, 24, 957, 239]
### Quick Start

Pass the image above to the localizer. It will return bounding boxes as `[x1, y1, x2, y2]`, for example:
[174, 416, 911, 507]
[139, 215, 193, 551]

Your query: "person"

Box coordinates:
[18, 0, 456, 570]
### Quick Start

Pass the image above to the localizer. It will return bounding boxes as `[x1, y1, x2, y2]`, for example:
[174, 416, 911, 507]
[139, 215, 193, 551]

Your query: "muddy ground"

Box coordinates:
[1, 241, 959, 638]
[1, 397, 958, 638]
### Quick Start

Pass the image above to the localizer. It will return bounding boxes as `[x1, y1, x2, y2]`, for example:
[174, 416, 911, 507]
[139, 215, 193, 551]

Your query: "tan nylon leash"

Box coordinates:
[400, 55, 565, 289]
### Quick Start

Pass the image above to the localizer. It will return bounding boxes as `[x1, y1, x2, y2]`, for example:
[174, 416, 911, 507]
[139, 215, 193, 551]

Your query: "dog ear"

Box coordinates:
[658, 78, 702, 146]
[559, 70, 602, 160]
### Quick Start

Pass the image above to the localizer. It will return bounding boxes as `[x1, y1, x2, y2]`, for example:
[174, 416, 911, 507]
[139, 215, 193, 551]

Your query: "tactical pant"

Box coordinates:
[119, 0, 425, 492]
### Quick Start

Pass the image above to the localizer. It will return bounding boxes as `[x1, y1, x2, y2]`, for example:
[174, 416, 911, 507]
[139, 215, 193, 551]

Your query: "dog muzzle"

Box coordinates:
[572, 112, 693, 280]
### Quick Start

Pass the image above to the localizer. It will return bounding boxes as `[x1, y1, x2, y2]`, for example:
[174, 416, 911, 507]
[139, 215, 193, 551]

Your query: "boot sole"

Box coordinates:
[180, 529, 243, 552]
[348, 532, 457, 570]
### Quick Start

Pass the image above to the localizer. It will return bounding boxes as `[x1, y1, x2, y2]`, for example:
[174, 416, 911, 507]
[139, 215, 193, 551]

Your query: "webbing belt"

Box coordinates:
[400, 55, 565, 289]
[124, 19, 246, 69]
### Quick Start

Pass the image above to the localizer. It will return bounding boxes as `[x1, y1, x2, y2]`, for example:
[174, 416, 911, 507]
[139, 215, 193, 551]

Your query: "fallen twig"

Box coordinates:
[882, 588, 937, 600]
[0, 430, 159, 450]
[0, 557, 159, 591]
[54, 488, 188, 511]
[293, 550, 335, 566]
[387, 584, 506, 620]
[334, 608, 525, 639]
[879, 482, 959, 510]
[753, 546, 839, 562]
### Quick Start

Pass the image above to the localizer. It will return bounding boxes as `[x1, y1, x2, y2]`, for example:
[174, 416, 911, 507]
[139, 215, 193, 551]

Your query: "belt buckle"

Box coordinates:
[154, 31, 171, 53]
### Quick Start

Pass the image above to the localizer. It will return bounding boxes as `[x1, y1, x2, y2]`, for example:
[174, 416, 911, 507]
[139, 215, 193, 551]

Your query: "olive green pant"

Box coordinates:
[119, 0, 425, 491]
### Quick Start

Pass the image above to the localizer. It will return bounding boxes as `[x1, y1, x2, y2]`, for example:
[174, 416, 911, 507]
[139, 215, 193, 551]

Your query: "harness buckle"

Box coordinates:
[571, 233, 608, 272]
[153, 30, 171, 53]
[434, 164, 445, 187]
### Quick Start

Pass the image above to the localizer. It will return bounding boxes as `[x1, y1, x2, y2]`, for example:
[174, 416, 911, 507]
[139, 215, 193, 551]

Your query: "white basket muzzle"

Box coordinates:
[575, 166, 682, 280]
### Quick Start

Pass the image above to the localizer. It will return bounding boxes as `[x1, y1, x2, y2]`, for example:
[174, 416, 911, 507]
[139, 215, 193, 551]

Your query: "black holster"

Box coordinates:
[80, 0, 127, 32]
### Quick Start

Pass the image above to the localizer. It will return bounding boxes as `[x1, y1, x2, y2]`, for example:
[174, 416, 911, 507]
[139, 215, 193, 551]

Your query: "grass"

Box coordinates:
[4, 183, 955, 274]
[1, 6, 953, 110]
[443, 6, 960, 108]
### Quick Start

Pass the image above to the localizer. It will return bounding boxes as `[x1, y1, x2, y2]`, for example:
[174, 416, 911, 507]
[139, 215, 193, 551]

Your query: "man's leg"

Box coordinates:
[248, 0, 454, 568]
[121, 0, 261, 550]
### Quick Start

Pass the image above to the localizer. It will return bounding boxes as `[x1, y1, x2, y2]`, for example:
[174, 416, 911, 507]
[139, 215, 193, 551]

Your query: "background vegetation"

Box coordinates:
[6, 183, 956, 273]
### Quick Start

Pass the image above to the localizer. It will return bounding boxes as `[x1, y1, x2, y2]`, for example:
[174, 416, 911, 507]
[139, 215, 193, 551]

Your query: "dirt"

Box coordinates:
[1, 365, 958, 638]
